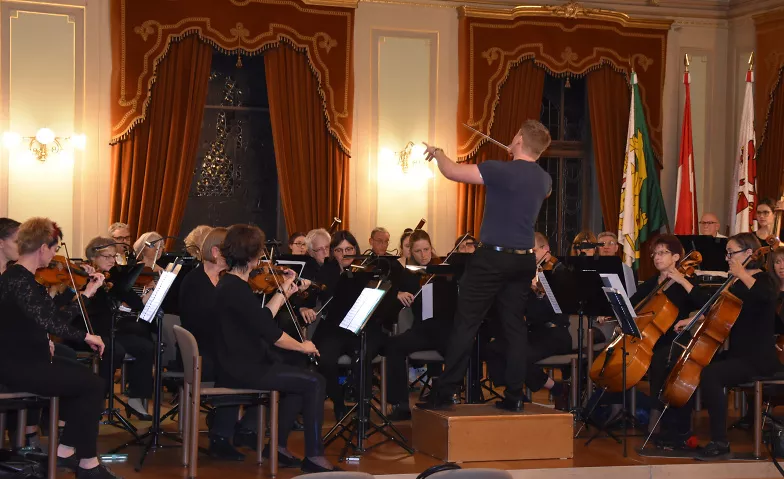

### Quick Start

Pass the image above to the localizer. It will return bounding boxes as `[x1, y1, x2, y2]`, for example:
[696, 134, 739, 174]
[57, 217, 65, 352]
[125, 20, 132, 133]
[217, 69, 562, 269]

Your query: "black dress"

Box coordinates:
[700, 272, 780, 442]
[212, 274, 326, 457]
[0, 264, 104, 459]
[178, 265, 219, 381]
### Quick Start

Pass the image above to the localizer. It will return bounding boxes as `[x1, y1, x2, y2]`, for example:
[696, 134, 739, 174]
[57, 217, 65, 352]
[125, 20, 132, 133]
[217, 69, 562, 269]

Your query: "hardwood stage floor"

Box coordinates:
[94, 393, 779, 479]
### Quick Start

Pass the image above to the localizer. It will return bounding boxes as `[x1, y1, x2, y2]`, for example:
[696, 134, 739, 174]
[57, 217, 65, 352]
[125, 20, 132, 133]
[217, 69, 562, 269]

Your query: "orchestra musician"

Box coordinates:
[597, 231, 637, 297]
[80, 236, 155, 421]
[288, 232, 308, 255]
[0, 217, 20, 274]
[421, 119, 553, 411]
[774, 247, 784, 327]
[671, 233, 779, 458]
[133, 232, 165, 274]
[398, 228, 413, 267]
[330, 230, 360, 271]
[699, 213, 726, 238]
[570, 231, 598, 257]
[755, 199, 784, 243]
[183, 225, 212, 260]
[0, 218, 120, 479]
[385, 229, 455, 420]
[455, 234, 477, 254]
[108, 222, 132, 247]
[598, 235, 709, 450]
[369, 227, 391, 256]
[211, 224, 338, 473]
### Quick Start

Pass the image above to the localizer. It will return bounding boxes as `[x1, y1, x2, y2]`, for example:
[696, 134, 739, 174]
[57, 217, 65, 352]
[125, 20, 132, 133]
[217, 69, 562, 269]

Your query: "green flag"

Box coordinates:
[618, 72, 669, 269]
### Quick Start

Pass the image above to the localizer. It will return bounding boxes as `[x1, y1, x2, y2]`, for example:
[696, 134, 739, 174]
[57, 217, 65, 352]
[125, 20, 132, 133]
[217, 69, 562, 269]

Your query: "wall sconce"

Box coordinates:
[3, 128, 86, 161]
[396, 141, 433, 178]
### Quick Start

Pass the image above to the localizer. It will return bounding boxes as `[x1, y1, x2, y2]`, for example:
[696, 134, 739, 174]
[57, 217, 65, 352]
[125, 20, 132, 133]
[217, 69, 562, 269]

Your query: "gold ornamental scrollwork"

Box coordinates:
[317, 33, 338, 53]
[134, 21, 157, 41]
[544, 1, 596, 19]
[561, 47, 578, 63]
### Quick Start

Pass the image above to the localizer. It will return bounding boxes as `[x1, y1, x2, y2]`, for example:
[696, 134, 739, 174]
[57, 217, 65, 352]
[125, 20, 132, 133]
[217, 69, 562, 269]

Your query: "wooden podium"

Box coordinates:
[412, 403, 573, 462]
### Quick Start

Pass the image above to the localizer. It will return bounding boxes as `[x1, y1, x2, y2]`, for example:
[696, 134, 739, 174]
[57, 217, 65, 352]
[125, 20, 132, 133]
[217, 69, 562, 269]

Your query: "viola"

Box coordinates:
[590, 251, 702, 392]
[35, 255, 92, 290]
[660, 246, 770, 408]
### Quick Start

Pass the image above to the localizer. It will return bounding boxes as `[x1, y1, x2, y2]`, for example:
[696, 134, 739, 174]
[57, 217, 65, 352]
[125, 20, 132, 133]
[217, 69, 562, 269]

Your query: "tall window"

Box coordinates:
[535, 75, 593, 255]
[179, 53, 284, 240]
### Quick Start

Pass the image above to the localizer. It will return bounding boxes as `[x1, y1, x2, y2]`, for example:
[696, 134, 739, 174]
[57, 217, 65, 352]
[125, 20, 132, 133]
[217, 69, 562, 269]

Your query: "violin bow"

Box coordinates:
[60, 243, 95, 336]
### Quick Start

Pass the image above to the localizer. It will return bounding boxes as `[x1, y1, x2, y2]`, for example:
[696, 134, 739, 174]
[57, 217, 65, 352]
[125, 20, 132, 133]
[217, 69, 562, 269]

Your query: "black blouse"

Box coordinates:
[0, 264, 86, 364]
[84, 285, 144, 338]
[397, 269, 457, 326]
[727, 272, 778, 369]
[214, 274, 284, 387]
[178, 265, 219, 358]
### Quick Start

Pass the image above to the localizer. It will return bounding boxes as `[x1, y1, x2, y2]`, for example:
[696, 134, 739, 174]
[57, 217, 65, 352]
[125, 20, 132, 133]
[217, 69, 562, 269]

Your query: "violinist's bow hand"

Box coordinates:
[85, 333, 105, 357]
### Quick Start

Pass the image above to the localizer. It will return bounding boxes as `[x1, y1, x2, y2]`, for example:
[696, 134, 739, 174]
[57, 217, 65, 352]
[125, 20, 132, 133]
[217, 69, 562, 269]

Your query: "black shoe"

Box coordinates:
[233, 428, 259, 451]
[495, 396, 524, 412]
[696, 441, 730, 460]
[416, 391, 457, 410]
[209, 436, 245, 461]
[76, 464, 122, 479]
[387, 405, 412, 421]
[292, 418, 305, 431]
[300, 457, 342, 473]
[57, 454, 80, 472]
[732, 415, 753, 431]
[261, 446, 303, 468]
[124, 406, 153, 421]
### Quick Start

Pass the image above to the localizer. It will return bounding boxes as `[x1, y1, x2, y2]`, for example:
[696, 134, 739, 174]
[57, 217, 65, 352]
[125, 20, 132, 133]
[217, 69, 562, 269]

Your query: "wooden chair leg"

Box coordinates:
[181, 383, 191, 467]
[15, 409, 27, 448]
[0, 412, 6, 449]
[48, 398, 59, 479]
[754, 381, 763, 459]
[270, 391, 279, 477]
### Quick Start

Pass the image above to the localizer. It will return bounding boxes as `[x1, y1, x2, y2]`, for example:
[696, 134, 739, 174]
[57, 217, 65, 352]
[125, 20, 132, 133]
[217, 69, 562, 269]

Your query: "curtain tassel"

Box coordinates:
[236, 53, 243, 68]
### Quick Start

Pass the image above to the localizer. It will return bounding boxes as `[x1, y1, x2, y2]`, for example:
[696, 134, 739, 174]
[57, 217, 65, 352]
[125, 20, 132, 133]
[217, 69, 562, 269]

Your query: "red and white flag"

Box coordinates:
[730, 69, 758, 234]
[674, 70, 698, 234]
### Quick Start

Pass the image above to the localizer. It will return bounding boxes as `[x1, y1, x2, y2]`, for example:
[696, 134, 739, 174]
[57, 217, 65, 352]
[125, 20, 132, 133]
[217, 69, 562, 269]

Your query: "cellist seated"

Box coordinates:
[613, 235, 710, 451]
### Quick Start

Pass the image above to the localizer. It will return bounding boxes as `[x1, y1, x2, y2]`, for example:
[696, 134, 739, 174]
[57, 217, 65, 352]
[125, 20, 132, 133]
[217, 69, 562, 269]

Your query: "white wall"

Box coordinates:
[0, 0, 111, 255]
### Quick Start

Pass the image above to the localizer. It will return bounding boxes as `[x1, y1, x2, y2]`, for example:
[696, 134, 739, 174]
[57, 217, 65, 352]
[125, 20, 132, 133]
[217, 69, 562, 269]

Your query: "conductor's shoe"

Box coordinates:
[495, 396, 524, 412]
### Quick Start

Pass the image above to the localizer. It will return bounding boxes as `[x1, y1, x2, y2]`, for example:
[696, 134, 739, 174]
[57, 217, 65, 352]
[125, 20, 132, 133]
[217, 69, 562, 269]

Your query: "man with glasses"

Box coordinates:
[368, 227, 391, 256]
[108, 222, 133, 265]
[698, 213, 726, 238]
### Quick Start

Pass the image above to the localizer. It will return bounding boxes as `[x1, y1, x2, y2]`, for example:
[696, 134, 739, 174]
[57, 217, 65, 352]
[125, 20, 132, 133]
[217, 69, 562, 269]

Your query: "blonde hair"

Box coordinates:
[519, 120, 552, 158]
[18, 218, 62, 255]
[201, 227, 228, 263]
[184, 225, 212, 260]
[134, 231, 162, 257]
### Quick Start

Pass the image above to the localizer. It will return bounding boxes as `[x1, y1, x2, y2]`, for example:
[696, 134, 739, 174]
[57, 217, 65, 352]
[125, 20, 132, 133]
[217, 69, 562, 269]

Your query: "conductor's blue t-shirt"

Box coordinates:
[477, 159, 552, 250]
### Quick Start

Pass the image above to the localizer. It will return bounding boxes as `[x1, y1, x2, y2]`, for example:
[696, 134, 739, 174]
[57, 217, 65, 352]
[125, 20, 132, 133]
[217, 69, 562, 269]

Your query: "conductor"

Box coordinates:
[420, 120, 552, 411]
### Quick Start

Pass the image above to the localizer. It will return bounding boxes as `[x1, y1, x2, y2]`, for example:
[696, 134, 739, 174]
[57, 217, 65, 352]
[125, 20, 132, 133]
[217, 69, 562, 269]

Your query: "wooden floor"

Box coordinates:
[90, 388, 784, 479]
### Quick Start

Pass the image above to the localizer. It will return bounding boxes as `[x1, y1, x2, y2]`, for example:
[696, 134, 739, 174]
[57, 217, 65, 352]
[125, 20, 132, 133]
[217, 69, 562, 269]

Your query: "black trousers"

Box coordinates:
[312, 322, 385, 408]
[100, 333, 155, 399]
[648, 341, 694, 435]
[435, 247, 535, 398]
[0, 357, 104, 459]
[385, 319, 450, 405]
[483, 325, 571, 391]
[212, 363, 326, 457]
[700, 353, 773, 442]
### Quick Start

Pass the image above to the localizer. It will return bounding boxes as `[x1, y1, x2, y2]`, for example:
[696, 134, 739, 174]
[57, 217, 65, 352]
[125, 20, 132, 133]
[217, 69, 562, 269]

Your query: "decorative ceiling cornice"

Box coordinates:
[459, 3, 673, 29]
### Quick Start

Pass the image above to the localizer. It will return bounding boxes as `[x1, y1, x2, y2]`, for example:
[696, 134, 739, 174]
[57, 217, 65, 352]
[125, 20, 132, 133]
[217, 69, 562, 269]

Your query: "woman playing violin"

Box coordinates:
[608, 235, 709, 450]
[288, 232, 308, 255]
[183, 225, 212, 260]
[81, 236, 155, 421]
[385, 229, 456, 420]
[212, 224, 338, 473]
[0, 218, 121, 479]
[673, 233, 778, 459]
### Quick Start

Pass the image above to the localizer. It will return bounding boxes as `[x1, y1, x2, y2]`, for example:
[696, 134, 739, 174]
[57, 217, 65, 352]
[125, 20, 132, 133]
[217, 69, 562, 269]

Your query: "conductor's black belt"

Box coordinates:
[478, 243, 534, 255]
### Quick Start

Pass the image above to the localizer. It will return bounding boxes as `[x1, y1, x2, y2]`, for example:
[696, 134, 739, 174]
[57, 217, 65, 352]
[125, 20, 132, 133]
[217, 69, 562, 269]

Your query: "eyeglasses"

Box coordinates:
[98, 254, 116, 260]
[53, 244, 62, 253]
[292, 242, 307, 248]
[311, 246, 330, 254]
[333, 246, 355, 254]
[112, 235, 132, 242]
[650, 250, 672, 258]
[601, 241, 618, 246]
[698, 221, 718, 225]
[725, 249, 747, 258]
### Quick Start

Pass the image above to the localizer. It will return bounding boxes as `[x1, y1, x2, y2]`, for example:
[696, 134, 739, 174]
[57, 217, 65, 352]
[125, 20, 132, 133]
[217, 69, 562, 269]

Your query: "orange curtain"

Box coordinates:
[758, 70, 784, 200]
[587, 67, 631, 234]
[457, 60, 545, 235]
[265, 45, 350, 233]
[109, 35, 213, 243]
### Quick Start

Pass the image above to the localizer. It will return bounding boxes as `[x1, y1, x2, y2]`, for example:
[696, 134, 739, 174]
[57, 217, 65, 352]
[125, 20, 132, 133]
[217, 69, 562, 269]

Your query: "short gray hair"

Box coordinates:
[109, 222, 129, 236]
[597, 231, 618, 242]
[305, 228, 331, 251]
[370, 227, 389, 239]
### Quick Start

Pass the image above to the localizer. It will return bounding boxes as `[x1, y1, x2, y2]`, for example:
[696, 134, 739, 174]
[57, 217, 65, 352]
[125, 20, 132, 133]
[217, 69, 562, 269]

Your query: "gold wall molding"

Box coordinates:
[458, 4, 673, 30]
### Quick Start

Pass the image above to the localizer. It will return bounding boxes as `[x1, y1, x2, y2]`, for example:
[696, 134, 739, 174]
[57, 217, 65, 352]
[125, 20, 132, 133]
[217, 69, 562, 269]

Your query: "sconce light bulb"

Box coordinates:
[35, 128, 56, 145]
[2, 132, 21, 149]
[71, 134, 87, 150]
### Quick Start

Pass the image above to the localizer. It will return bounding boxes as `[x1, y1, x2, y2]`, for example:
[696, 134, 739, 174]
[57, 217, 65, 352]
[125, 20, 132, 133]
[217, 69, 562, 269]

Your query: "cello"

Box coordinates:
[590, 251, 702, 392]
[659, 245, 770, 408]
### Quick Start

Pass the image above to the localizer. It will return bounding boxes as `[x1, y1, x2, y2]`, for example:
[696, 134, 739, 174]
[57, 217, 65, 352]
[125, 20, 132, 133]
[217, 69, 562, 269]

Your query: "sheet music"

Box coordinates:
[422, 283, 434, 321]
[537, 272, 562, 314]
[139, 264, 181, 323]
[339, 287, 386, 334]
[600, 274, 636, 318]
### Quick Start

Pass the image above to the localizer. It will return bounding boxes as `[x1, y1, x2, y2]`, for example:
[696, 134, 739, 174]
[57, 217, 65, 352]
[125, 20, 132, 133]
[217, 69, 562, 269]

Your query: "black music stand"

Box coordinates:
[322, 277, 414, 462]
[107, 263, 183, 471]
[676, 235, 728, 272]
[555, 257, 617, 434]
[585, 283, 641, 457]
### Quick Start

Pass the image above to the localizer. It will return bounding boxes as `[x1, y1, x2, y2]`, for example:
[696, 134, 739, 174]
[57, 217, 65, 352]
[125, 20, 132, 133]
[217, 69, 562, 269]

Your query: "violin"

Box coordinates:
[35, 255, 92, 290]
[297, 280, 328, 299]
[249, 263, 292, 295]
[660, 246, 770, 408]
[134, 265, 159, 288]
[590, 251, 702, 392]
